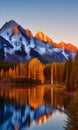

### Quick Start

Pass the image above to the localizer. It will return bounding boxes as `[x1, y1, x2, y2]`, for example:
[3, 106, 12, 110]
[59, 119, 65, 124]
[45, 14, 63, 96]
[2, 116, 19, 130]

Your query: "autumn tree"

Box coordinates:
[69, 51, 78, 91]
[44, 64, 51, 83]
[63, 57, 72, 91]
[29, 58, 44, 83]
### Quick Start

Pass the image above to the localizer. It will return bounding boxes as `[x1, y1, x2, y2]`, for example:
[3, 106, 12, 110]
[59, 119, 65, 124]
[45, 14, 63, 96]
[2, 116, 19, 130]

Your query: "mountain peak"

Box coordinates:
[1, 20, 18, 30]
[56, 42, 77, 52]
[8, 19, 17, 24]
[35, 31, 53, 43]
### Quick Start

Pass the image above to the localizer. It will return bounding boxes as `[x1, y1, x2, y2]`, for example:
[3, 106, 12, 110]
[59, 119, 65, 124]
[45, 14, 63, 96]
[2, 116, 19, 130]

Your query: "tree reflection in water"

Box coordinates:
[64, 96, 78, 130]
[0, 86, 68, 130]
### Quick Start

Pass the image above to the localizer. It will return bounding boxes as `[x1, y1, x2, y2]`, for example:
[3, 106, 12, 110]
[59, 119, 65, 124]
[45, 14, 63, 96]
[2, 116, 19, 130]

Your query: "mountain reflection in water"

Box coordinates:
[0, 86, 67, 130]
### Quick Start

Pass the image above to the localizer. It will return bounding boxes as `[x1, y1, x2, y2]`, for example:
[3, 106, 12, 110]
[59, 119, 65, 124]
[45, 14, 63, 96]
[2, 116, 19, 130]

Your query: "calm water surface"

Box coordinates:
[0, 85, 72, 130]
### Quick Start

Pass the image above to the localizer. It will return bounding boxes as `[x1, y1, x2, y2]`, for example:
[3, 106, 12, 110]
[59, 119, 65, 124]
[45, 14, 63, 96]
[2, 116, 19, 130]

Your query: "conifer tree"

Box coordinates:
[64, 97, 78, 130]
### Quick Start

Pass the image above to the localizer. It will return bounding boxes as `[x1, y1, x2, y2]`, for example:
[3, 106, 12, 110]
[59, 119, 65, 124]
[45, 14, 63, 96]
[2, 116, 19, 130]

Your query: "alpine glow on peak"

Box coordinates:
[0, 20, 77, 63]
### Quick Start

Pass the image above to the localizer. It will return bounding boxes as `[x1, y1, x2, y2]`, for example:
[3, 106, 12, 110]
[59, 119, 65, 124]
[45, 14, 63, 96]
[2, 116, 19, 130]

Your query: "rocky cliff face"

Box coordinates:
[0, 20, 77, 63]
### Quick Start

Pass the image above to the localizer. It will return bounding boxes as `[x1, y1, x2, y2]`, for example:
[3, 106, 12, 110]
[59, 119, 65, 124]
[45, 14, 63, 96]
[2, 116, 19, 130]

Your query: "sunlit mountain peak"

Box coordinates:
[57, 42, 77, 52]
[25, 29, 33, 38]
[35, 31, 53, 43]
[0, 20, 77, 63]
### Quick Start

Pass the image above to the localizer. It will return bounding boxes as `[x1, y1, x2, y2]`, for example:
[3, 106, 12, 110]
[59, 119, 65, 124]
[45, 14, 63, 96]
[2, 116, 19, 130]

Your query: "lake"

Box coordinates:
[0, 85, 74, 130]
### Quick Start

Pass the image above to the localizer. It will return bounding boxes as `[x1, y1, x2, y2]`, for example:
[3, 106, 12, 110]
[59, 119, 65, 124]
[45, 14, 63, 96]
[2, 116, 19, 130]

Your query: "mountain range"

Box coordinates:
[0, 20, 77, 64]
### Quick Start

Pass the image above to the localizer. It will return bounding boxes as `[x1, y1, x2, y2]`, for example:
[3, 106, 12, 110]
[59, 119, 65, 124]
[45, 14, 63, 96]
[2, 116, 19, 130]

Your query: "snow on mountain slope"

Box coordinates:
[35, 32, 77, 53]
[0, 20, 32, 61]
[0, 20, 77, 63]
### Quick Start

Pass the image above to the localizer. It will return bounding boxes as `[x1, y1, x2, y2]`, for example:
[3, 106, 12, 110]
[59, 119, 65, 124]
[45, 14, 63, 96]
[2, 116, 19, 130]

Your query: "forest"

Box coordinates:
[0, 52, 78, 91]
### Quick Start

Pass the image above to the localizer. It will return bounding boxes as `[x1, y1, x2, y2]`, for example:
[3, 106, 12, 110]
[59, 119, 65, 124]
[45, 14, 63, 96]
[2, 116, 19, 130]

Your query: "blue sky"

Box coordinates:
[0, 0, 78, 46]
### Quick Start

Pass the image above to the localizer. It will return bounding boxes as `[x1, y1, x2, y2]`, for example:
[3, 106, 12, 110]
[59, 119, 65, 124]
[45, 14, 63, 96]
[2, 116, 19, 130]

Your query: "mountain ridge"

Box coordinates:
[0, 20, 77, 64]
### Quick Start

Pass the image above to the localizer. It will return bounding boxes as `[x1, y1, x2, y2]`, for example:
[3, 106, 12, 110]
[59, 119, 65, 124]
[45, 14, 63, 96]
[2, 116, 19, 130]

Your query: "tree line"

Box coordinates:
[63, 51, 78, 91]
[0, 52, 78, 91]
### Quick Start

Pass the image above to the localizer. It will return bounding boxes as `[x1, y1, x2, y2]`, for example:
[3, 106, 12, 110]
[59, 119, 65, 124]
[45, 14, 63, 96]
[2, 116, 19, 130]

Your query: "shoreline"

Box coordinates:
[60, 91, 78, 98]
[0, 83, 65, 90]
[0, 82, 77, 98]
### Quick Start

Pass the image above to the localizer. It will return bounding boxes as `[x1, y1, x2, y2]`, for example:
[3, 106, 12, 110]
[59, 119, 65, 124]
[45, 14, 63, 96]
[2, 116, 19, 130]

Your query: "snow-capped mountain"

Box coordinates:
[0, 20, 77, 63]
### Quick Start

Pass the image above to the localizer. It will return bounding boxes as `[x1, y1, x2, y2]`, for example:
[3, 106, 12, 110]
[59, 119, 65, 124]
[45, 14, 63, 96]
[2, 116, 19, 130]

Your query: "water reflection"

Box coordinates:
[0, 86, 67, 130]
